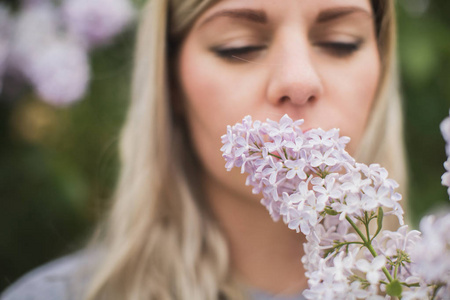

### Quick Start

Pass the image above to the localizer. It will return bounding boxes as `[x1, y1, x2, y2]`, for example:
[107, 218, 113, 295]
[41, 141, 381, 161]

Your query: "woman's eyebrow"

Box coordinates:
[316, 6, 372, 23]
[199, 9, 267, 28]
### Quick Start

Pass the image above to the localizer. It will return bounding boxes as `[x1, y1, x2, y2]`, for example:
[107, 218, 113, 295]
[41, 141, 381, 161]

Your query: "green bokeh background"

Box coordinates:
[1, 0, 449, 292]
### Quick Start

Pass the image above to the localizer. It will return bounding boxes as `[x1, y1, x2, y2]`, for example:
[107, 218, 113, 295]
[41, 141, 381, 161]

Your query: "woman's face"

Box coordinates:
[178, 0, 380, 202]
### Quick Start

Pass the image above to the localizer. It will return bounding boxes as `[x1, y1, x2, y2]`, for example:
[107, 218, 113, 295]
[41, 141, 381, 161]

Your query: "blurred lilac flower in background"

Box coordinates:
[62, 0, 135, 49]
[0, 0, 135, 106]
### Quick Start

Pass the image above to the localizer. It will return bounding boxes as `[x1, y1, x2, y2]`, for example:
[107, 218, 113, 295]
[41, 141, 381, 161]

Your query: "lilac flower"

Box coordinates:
[221, 114, 450, 298]
[313, 176, 342, 203]
[62, 0, 135, 49]
[10, 2, 60, 69]
[26, 39, 89, 106]
[411, 214, 450, 288]
[310, 149, 337, 167]
[220, 126, 235, 155]
[401, 285, 431, 300]
[2, 0, 136, 105]
[10, 1, 89, 105]
[285, 159, 307, 179]
[285, 136, 306, 152]
[356, 255, 386, 285]
[340, 171, 371, 194]
[442, 157, 450, 197]
[440, 111, 450, 148]
[262, 158, 284, 185]
[331, 193, 362, 221]
[287, 207, 313, 234]
[267, 114, 302, 137]
[308, 128, 338, 147]
[376, 225, 421, 257]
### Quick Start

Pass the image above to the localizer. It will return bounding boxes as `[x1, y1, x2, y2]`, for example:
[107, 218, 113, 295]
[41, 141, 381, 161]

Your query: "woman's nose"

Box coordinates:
[266, 45, 323, 107]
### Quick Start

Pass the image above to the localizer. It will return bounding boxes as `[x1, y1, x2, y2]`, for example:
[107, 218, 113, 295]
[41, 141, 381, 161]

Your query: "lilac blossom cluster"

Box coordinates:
[440, 111, 450, 196]
[0, 0, 135, 106]
[410, 214, 450, 298]
[221, 114, 404, 233]
[221, 114, 450, 299]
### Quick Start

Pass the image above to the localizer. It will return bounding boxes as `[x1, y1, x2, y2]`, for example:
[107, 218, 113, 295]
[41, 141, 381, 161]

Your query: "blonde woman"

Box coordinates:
[2, 0, 406, 299]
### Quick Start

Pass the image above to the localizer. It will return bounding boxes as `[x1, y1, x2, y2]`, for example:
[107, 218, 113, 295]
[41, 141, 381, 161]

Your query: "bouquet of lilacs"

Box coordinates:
[221, 114, 450, 299]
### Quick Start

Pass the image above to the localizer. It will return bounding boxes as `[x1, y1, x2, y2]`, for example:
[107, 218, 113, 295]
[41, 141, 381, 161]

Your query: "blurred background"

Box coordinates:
[0, 0, 449, 292]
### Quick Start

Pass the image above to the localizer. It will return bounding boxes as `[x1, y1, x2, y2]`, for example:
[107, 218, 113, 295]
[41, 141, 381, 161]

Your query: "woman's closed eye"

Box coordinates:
[212, 45, 267, 62]
[315, 40, 363, 57]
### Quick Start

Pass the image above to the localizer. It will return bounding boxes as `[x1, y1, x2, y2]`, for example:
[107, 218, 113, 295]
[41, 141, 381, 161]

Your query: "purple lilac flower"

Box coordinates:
[2, 0, 135, 105]
[11, 2, 89, 105]
[221, 114, 450, 298]
[62, 0, 135, 49]
[221, 114, 404, 233]
[26, 39, 89, 106]
[411, 214, 450, 287]
[10, 2, 60, 66]
[441, 112, 450, 197]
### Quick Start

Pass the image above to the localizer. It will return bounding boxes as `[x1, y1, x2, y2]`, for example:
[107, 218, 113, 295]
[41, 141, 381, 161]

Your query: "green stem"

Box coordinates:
[365, 212, 371, 240]
[268, 153, 282, 160]
[399, 282, 420, 288]
[431, 284, 443, 300]
[394, 263, 399, 279]
[345, 216, 394, 283]
[346, 216, 368, 244]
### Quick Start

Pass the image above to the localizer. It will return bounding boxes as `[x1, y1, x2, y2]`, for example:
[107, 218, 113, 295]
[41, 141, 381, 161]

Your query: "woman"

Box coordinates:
[2, 0, 406, 299]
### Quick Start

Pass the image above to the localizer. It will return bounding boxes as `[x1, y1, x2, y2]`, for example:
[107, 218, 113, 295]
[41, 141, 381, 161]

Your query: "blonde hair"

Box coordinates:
[84, 0, 405, 299]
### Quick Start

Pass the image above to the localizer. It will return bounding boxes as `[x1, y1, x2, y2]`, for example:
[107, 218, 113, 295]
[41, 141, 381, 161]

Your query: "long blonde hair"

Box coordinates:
[85, 1, 405, 299]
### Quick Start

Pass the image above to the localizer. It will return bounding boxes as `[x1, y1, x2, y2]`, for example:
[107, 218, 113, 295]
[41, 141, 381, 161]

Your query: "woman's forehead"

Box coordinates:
[193, 0, 373, 28]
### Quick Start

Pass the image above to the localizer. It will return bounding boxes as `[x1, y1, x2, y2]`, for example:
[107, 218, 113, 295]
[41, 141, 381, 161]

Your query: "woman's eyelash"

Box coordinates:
[213, 45, 266, 59]
[212, 41, 361, 60]
[317, 41, 362, 57]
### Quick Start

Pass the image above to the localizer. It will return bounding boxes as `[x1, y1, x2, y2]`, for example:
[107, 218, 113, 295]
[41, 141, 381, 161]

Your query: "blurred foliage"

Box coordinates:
[1, 0, 450, 292]
[398, 0, 450, 224]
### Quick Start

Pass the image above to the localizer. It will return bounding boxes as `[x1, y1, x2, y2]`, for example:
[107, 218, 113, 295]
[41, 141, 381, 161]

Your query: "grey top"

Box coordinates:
[1, 251, 306, 300]
[1, 251, 95, 300]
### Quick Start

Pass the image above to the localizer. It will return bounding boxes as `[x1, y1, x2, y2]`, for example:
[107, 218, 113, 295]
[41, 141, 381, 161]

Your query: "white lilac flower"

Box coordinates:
[262, 158, 284, 185]
[62, 0, 135, 48]
[346, 281, 370, 299]
[310, 149, 338, 168]
[440, 111, 450, 147]
[401, 285, 431, 300]
[287, 207, 313, 234]
[10, 2, 60, 70]
[308, 128, 338, 147]
[411, 214, 450, 291]
[26, 39, 89, 106]
[285, 159, 307, 180]
[331, 193, 362, 221]
[303, 271, 348, 300]
[313, 175, 342, 204]
[221, 115, 421, 297]
[442, 157, 450, 197]
[10, 1, 89, 105]
[376, 225, 421, 257]
[340, 171, 371, 194]
[221, 114, 403, 230]
[285, 136, 306, 152]
[356, 255, 386, 285]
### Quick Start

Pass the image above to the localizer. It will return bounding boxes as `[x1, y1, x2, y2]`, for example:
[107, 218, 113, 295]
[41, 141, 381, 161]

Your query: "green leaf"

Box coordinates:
[373, 207, 384, 239]
[386, 279, 403, 297]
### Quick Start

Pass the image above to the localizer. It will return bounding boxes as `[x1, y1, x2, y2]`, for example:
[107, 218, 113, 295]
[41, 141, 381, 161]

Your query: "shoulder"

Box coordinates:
[1, 249, 99, 300]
